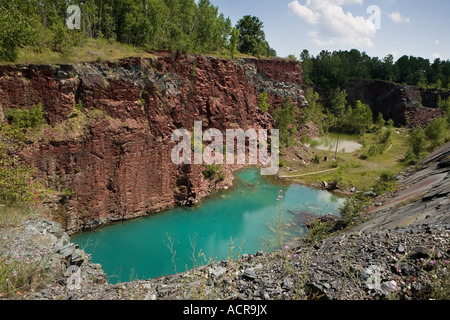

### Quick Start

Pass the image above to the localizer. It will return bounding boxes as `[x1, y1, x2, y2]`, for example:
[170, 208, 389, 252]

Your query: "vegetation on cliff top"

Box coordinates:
[0, 0, 276, 64]
[299, 49, 450, 90]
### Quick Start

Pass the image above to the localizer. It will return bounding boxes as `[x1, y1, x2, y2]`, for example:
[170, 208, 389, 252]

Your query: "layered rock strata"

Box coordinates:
[0, 53, 306, 233]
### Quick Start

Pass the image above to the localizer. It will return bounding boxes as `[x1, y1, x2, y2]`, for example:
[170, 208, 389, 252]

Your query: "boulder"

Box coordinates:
[243, 269, 257, 281]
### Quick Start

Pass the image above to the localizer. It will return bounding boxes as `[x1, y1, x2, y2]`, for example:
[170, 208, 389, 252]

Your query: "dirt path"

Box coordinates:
[278, 167, 339, 178]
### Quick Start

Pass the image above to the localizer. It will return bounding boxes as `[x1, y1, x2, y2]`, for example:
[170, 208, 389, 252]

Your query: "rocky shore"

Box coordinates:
[1, 142, 449, 300]
[2, 216, 448, 300]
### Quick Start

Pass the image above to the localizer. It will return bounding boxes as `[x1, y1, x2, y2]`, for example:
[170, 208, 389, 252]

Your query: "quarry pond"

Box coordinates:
[72, 168, 345, 284]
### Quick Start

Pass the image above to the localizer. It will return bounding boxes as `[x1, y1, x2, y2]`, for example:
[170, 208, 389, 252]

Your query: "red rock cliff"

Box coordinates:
[0, 52, 306, 233]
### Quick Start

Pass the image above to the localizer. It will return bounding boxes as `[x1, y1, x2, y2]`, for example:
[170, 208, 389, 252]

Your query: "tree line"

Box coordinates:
[0, 0, 276, 61]
[299, 49, 450, 91]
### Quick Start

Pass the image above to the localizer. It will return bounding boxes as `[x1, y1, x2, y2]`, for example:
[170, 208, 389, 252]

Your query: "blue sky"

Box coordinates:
[210, 0, 449, 62]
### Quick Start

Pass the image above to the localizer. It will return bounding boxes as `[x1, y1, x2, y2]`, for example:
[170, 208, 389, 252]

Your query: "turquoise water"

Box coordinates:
[72, 168, 344, 284]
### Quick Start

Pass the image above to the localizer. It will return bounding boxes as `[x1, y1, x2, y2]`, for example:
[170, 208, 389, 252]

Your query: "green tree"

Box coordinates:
[273, 97, 297, 147]
[425, 117, 448, 148]
[404, 127, 427, 165]
[5, 103, 46, 130]
[257, 92, 270, 112]
[437, 96, 450, 110]
[381, 54, 395, 82]
[300, 49, 313, 85]
[229, 27, 239, 58]
[193, 0, 231, 53]
[236, 15, 275, 57]
[328, 88, 347, 116]
[409, 126, 427, 156]
[0, 0, 38, 61]
[375, 112, 386, 128]
[287, 54, 299, 62]
[350, 100, 373, 134]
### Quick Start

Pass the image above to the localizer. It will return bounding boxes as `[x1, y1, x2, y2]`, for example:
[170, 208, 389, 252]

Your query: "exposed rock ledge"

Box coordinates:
[2, 142, 449, 300]
[0, 53, 307, 235]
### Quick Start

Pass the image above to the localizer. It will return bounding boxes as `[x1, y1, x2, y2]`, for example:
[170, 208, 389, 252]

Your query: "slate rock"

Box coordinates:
[243, 269, 257, 281]
[380, 281, 397, 296]
[281, 278, 293, 290]
[212, 266, 227, 278]
[305, 283, 329, 300]
[408, 247, 430, 260]
[411, 282, 424, 293]
[364, 191, 377, 198]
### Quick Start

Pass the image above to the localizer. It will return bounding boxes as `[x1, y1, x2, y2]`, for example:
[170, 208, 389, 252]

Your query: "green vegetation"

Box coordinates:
[235, 15, 276, 57]
[361, 127, 393, 159]
[292, 83, 449, 249]
[300, 49, 450, 91]
[0, 239, 60, 298]
[228, 27, 239, 59]
[257, 92, 270, 112]
[202, 164, 223, 181]
[0, 157, 37, 206]
[273, 97, 297, 147]
[0, 203, 37, 229]
[404, 127, 427, 165]
[302, 88, 326, 126]
[0, 104, 47, 206]
[0, 0, 276, 63]
[4, 103, 45, 136]
[425, 117, 448, 148]
[372, 171, 398, 195]
[282, 128, 410, 192]
[15, 37, 155, 65]
[337, 100, 373, 135]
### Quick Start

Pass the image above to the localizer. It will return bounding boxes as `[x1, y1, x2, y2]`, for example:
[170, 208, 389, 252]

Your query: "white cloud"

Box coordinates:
[433, 53, 442, 60]
[288, 0, 377, 49]
[289, 0, 320, 24]
[434, 40, 441, 45]
[388, 11, 410, 23]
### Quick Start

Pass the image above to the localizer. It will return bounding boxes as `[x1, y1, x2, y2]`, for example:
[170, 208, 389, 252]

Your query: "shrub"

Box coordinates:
[373, 172, 397, 195]
[425, 117, 448, 148]
[360, 128, 393, 159]
[218, 172, 226, 182]
[257, 92, 270, 112]
[0, 161, 36, 206]
[202, 164, 221, 180]
[5, 103, 45, 131]
[403, 148, 420, 165]
[409, 127, 427, 156]
[313, 154, 320, 164]
[0, 239, 61, 298]
[339, 198, 364, 228]
[273, 97, 297, 147]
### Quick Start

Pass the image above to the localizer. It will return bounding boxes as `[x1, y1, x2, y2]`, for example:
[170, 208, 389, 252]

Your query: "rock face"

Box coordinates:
[357, 141, 450, 231]
[344, 79, 446, 127]
[0, 52, 307, 233]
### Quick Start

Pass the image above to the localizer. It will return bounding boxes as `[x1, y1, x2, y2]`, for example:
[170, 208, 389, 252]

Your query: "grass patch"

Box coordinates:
[0, 229, 62, 299]
[282, 128, 410, 192]
[0, 204, 37, 229]
[8, 38, 156, 65]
